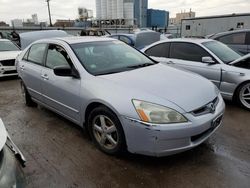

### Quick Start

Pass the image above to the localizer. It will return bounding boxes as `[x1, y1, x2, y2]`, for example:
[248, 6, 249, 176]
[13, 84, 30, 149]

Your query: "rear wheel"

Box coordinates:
[20, 81, 37, 107]
[236, 82, 250, 110]
[87, 106, 126, 155]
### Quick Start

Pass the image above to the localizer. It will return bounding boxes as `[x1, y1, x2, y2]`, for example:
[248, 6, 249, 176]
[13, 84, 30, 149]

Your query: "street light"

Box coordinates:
[45, 0, 53, 27]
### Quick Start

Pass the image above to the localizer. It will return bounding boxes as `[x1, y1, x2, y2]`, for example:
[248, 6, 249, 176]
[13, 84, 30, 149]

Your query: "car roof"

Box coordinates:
[210, 29, 250, 39]
[36, 36, 116, 44]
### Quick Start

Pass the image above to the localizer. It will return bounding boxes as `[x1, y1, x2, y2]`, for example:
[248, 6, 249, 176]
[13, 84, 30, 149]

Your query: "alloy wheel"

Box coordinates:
[239, 83, 250, 109]
[92, 115, 119, 150]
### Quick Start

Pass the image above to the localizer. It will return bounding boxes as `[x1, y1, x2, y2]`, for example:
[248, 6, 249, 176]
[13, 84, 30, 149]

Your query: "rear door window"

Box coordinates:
[27, 43, 47, 65]
[169, 42, 210, 62]
[218, 32, 246, 45]
[145, 43, 170, 58]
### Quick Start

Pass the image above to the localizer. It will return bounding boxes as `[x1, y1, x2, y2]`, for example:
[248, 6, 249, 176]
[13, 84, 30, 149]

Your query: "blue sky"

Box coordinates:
[0, 0, 249, 24]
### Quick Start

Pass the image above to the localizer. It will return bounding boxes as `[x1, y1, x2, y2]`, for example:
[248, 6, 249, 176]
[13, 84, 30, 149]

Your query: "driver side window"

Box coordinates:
[170, 42, 211, 62]
[46, 44, 71, 69]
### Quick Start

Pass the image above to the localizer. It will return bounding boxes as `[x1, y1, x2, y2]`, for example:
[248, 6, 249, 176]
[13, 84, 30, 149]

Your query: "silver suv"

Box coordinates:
[16, 37, 225, 157]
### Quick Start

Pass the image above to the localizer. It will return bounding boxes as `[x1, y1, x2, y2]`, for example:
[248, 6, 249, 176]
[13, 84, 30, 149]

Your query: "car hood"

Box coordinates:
[0, 119, 7, 151]
[0, 51, 21, 61]
[100, 64, 218, 112]
[229, 53, 250, 65]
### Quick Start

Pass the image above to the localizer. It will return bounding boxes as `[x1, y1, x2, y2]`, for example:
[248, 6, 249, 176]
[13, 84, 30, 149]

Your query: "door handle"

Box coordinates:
[41, 74, 49, 80]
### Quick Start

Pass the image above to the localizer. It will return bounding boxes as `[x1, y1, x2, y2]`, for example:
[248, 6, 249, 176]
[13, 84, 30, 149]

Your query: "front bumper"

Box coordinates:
[0, 146, 26, 188]
[0, 66, 18, 77]
[121, 95, 225, 157]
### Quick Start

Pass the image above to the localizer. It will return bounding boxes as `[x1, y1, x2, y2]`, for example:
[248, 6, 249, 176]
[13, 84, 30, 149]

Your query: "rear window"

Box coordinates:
[145, 43, 170, 58]
[27, 44, 47, 65]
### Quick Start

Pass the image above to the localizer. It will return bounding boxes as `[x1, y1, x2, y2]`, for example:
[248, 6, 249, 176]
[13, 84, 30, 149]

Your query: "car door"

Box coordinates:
[19, 43, 47, 101]
[41, 43, 81, 123]
[168, 42, 222, 88]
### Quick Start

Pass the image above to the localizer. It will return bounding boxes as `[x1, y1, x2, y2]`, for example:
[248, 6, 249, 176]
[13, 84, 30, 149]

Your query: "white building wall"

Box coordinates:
[117, 0, 124, 19]
[11, 19, 23, 27]
[181, 15, 250, 37]
[101, 0, 107, 19]
[111, 0, 117, 19]
[96, 0, 102, 19]
[124, 2, 134, 25]
[107, 0, 112, 19]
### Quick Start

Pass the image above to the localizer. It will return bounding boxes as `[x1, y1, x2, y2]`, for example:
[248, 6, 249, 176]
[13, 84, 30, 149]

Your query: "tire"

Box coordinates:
[235, 82, 250, 110]
[87, 106, 126, 155]
[20, 81, 37, 107]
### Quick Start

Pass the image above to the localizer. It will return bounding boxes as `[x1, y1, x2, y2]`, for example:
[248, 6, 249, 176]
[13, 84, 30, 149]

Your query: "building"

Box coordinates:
[32, 14, 39, 25]
[170, 10, 195, 25]
[11, 19, 23, 27]
[181, 13, 250, 37]
[95, 0, 148, 27]
[147, 9, 169, 28]
[134, 0, 148, 27]
[54, 19, 75, 27]
[0, 21, 9, 27]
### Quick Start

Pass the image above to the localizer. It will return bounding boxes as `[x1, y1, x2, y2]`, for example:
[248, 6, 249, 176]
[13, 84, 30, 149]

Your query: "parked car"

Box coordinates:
[142, 38, 250, 110]
[19, 30, 69, 50]
[107, 31, 161, 49]
[16, 37, 225, 157]
[0, 39, 21, 77]
[0, 118, 26, 187]
[208, 29, 250, 55]
[80, 29, 110, 36]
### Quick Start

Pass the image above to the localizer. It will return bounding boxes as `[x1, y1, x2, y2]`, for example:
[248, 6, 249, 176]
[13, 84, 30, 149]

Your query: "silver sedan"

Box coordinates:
[142, 39, 250, 110]
[16, 37, 225, 157]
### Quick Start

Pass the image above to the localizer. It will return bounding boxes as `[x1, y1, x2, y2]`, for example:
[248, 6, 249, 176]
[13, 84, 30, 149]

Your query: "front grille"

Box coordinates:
[3, 70, 17, 74]
[0, 59, 15, 66]
[192, 97, 219, 116]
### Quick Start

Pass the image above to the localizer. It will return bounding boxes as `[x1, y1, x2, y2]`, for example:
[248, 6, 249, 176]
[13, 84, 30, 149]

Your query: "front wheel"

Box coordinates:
[236, 82, 250, 110]
[87, 106, 126, 155]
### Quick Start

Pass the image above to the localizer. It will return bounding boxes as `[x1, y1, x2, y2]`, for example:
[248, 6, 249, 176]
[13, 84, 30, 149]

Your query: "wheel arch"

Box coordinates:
[84, 101, 122, 128]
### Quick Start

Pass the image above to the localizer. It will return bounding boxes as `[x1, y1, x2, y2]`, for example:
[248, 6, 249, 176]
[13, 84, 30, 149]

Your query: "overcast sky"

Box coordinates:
[0, 0, 249, 24]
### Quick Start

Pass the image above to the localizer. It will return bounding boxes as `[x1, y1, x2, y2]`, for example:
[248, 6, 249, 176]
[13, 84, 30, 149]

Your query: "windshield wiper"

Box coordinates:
[126, 63, 156, 69]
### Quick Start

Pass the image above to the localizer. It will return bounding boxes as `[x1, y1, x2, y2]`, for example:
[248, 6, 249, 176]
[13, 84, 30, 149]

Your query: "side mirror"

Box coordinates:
[53, 66, 80, 78]
[202, 56, 216, 65]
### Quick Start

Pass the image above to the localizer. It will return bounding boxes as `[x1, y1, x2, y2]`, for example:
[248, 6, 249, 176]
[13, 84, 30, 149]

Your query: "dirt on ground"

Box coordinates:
[0, 78, 250, 188]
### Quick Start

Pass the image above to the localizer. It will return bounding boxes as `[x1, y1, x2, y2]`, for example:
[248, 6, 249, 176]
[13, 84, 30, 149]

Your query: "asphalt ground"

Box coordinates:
[0, 77, 249, 188]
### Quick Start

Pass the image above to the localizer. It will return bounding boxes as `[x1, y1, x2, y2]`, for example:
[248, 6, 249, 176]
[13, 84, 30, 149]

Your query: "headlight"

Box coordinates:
[132, 100, 187, 124]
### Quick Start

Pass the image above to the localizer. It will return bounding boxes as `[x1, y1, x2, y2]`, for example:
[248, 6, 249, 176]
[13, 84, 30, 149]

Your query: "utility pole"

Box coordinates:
[46, 0, 53, 27]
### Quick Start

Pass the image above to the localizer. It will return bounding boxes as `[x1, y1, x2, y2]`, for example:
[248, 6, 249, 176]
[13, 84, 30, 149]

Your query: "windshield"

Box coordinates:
[71, 41, 156, 75]
[0, 41, 20, 51]
[202, 41, 241, 64]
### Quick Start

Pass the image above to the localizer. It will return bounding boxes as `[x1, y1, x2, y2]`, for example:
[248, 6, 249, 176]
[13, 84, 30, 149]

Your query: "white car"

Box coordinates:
[0, 39, 21, 77]
[142, 39, 250, 110]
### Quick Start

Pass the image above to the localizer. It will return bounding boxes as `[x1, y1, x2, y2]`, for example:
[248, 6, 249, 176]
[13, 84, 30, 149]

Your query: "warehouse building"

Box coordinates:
[181, 13, 250, 37]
